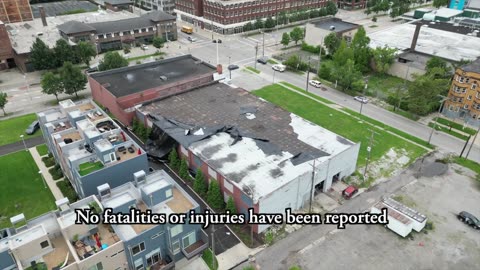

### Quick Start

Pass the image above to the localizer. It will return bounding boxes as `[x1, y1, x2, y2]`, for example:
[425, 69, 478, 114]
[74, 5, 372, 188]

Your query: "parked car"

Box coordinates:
[342, 185, 358, 199]
[308, 80, 322, 88]
[85, 67, 98, 74]
[141, 44, 149, 50]
[272, 64, 286, 72]
[213, 39, 222, 43]
[228, 64, 239, 71]
[354, 96, 369, 104]
[257, 56, 269, 64]
[187, 36, 197, 42]
[458, 211, 480, 229]
[25, 120, 40, 135]
[217, 39, 222, 43]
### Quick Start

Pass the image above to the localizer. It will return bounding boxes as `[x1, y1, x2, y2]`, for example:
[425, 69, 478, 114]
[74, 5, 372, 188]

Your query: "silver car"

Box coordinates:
[354, 96, 369, 104]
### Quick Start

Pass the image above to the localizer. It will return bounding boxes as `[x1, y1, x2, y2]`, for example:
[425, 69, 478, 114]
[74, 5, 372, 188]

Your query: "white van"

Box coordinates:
[272, 64, 286, 72]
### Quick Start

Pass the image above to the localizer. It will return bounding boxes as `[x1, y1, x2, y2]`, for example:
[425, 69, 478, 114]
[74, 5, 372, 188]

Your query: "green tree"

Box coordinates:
[152, 37, 165, 49]
[0, 92, 7, 115]
[407, 73, 450, 115]
[54, 39, 75, 67]
[433, 0, 449, 7]
[207, 180, 224, 210]
[425, 56, 451, 76]
[278, 11, 288, 24]
[350, 26, 371, 73]
[333, 59, 363, 92]
[193, 169, 208, 197]
[75, 41, 96, 66]
[179, 159, 190, 181]
[254, 18, 264, 29]
[281, 32, 290, 47]
[30, 38, 54, 70]
[264, 16, 276, 28]
[372, 46, 396, 75]
[98, 51, 129, 71]
[243, 22, 254, 32]
[123, 45, 131, 54]
[225, 196, 237, 214]
[333, 39, 354, 67]
[290, 27, 304, 45]
[324, 32, 341, 55]
[325, 1, 338, 16]
[318, 63, 332, 81]
[168, 149, 180, 170]
[41, 72, 64, 102]
[60, 62, 86, 99]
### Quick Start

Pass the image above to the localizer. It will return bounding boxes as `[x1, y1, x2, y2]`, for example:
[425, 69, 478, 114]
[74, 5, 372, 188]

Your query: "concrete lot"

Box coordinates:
[293, 158, 480, 270]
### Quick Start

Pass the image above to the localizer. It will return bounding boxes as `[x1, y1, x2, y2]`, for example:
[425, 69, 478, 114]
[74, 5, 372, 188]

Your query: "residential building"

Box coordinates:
[0, 0, 33, 23]
[0, 21, 13, 70]
[105, 0, 134, 12]
[88, 55, 218, 126]
[37, 99, 149, 198]
[141, 0, 176, 14]
[304, 17, 360, 46]
[137, 82, 360, 233]
[175, 0, 331, 35]
[444, 58, 480, 126]
[337, 0, 366, 10]
[0, 169, 206, 270]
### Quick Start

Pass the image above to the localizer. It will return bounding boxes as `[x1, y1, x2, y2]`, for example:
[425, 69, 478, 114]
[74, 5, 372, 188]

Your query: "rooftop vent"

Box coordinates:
[134, 170, 147, 186]
[97, 183, 111, 199]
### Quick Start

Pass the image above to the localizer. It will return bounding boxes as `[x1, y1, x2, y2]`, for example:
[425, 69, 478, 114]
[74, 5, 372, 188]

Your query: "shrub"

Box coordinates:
[49, 166, 63, 180]
[318, 63, 332, 81]
[193, 169, 208, 197]
[207, 180, 224, 210]
[372, 16, 377, 22]
[168, 149, 180, 170]
[225, 196, 237, 214]
[42, 156, 55, 167]
[57, 180, 78, 202]
[301, 41, 321, 54]
[179, 159, 191, 181]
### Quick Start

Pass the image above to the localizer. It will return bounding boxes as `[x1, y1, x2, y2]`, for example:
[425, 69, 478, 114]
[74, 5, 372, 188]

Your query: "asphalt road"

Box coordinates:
[0, 136, 44, 156]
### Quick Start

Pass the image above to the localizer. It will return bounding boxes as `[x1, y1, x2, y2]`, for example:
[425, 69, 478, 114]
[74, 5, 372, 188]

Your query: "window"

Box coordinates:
[134, 258, 144, 270]
[460, 77, 464, 83]
[473, 115, 477, 119]
[40, 240, 49, 249]
[473, 84, 478, 90]
[110, 152, 116, 162]
[88, 263, 103, 270]
[172, 240, 181, 254]
[449, 105, 454, 111]
[170, 225, 183, 237]
[165, 188, 172, 198]
[464, 104, 469, 109]
[468, 95, 473, 100]
[132, 242, 146, 256]
[182, 231, 197, 248]
[147, 252, 160, 266]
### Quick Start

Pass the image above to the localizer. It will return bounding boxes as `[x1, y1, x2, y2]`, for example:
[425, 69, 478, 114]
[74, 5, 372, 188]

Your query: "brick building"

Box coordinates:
[88, 55, 217, 126]
[443, 58, 480, 127]
[337, 0, 366, 10]
[175, 0, 332, 34]
[0, 21, 13, 70]
[0, 0, 33, 23]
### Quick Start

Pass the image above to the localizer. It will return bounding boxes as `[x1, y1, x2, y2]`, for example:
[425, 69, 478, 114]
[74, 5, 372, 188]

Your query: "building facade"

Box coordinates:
[0, 21, 13, 70]
[37, 99, 150, 198]
[443, 58, 480, 127]
[141, 0, 176, 14]
[304, 17, 359, 46]
[0, 170, 206, 270]
[337, 0, 366, 10]
[175, 0, 331, 34]
[0, 0, 33, 23]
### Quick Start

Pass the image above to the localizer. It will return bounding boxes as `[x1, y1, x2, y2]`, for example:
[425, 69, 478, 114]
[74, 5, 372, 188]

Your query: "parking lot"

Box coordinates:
[293, 157, 480, 270]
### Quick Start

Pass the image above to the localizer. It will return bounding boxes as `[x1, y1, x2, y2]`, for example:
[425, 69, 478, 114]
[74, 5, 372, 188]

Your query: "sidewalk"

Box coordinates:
[29, 146, 64, 200]
[217, 242, 256, 270]
[176, 256, 209, 270]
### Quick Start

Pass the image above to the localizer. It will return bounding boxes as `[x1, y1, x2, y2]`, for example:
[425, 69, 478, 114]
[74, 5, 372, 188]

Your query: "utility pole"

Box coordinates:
[465, 125, 480, 159]
[363, 129, 378, 179]
[211, 223, 215, 269]
[273, 69, 276, 83]
[428, 97, 449, 144]
[254, 42, 259, 69]
[305, 56, 311, 92]
[317, 41, 322, 73]
[309, 159, 316, 213]
[262, 31, 265, 57]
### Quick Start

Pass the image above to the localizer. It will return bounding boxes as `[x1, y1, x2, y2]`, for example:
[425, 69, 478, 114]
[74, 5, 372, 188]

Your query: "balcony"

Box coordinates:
[78, 160, 104, 176]
[181, 230, 209, 259]
[150, 254, 175, 270]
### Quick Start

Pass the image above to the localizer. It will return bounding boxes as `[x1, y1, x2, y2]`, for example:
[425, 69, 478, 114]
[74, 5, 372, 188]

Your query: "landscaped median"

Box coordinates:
[245, 66, 261, 74]
[428, 117, 478, 141]
[252, 84, 430, 185]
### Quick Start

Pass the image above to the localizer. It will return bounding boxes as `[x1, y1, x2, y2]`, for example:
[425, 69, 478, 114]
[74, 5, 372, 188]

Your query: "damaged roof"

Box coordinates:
[140, 83, 357, 198]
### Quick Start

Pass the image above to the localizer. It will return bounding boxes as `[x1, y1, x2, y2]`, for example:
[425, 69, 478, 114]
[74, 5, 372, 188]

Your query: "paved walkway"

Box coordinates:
[0, 136, 44, 156]
[217, 242, 255, 270]
[176, 256, 209, 270]
[29, 146, 64, 201]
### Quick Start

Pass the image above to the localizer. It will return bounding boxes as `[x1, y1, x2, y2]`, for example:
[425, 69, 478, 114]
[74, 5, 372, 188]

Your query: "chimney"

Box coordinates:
[39, 6, 47, 27]
[216, 64, 223, 74]
[410, 24, 421, 51]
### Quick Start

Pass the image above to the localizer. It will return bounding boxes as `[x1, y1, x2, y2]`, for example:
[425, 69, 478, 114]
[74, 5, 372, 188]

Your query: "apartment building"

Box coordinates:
[0, 170, 207, 270]
[175, 0, 330, 34]
[443, 58, 480, 127]
[337, 0, 366, 10]
[37, 99, 149, 198]
[140, 0, 176, 14]
[0, 0, 33, 23]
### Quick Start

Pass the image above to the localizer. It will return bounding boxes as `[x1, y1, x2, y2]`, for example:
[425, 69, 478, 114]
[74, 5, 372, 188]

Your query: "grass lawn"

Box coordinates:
[245, 66, 261, 74]
[128, 51, 165, 62]
[267, 59, 279, 64]
[202, 248, 218, 270]
[453, 157, 480, 175]
[428, 122, 469, 140]
[36, 144, 49, 156]
[365, 73, 408, 97]
[0, 114, 42, 146]
[253, 84, 428, 167]
[434, 117, 477, 135]
[280, 82, 335, 104]
[0, 151, 56, 229]
[78, 161, 104, 176]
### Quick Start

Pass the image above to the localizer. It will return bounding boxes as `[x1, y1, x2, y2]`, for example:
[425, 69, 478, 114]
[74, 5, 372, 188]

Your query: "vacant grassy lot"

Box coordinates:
[0, 114, 42, 146]
[36, 144, 49, 156]
[280, 82, 335, 104]
[253, 84, 427, 167]
[365, 73, 408, 98]
[0, 151, 56, 228]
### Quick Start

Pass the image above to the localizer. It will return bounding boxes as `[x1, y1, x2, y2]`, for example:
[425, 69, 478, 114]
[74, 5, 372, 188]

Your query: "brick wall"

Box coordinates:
[0, 22, 13, 70]
[0, 0, 33, 23]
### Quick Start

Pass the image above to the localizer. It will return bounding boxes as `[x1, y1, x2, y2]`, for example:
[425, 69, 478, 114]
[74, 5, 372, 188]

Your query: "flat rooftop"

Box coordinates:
[142, 83, 357, 198]
[369, 22, 480, 61]
[31, 0, 98, 18]
[90, 56, 215, 98]
[6, 10, 138, 54]
[311, 18, 359, 33]
[431, 7, 463, 18]
[460, 58, 480, 72]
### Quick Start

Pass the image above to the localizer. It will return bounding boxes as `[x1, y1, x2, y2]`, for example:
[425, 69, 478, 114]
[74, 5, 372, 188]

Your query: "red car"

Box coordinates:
[342, 185, 358, 199]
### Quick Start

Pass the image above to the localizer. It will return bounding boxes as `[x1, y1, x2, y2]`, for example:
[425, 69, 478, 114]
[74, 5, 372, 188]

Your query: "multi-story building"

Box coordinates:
[0, 0, 33, 23]
[37, 99, 149, 198]
[175, 0, 332, 34]
[141, 0, 176, 14]
[337, 0, 366, 10]
[444, 58, 480, 126]
[0, 21, 13, 70]
[0, 170, 207, 270]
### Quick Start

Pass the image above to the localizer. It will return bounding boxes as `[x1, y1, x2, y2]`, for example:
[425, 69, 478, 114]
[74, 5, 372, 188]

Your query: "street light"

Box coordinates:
[38, 170, 47, 189]
[428, 96, 450, 144]
[20, 135, 27, 151]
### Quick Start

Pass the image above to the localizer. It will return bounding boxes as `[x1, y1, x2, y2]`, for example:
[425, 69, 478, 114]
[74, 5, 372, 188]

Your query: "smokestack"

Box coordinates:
[39, 6, 47, 27]
[410, 24, 421, 51]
